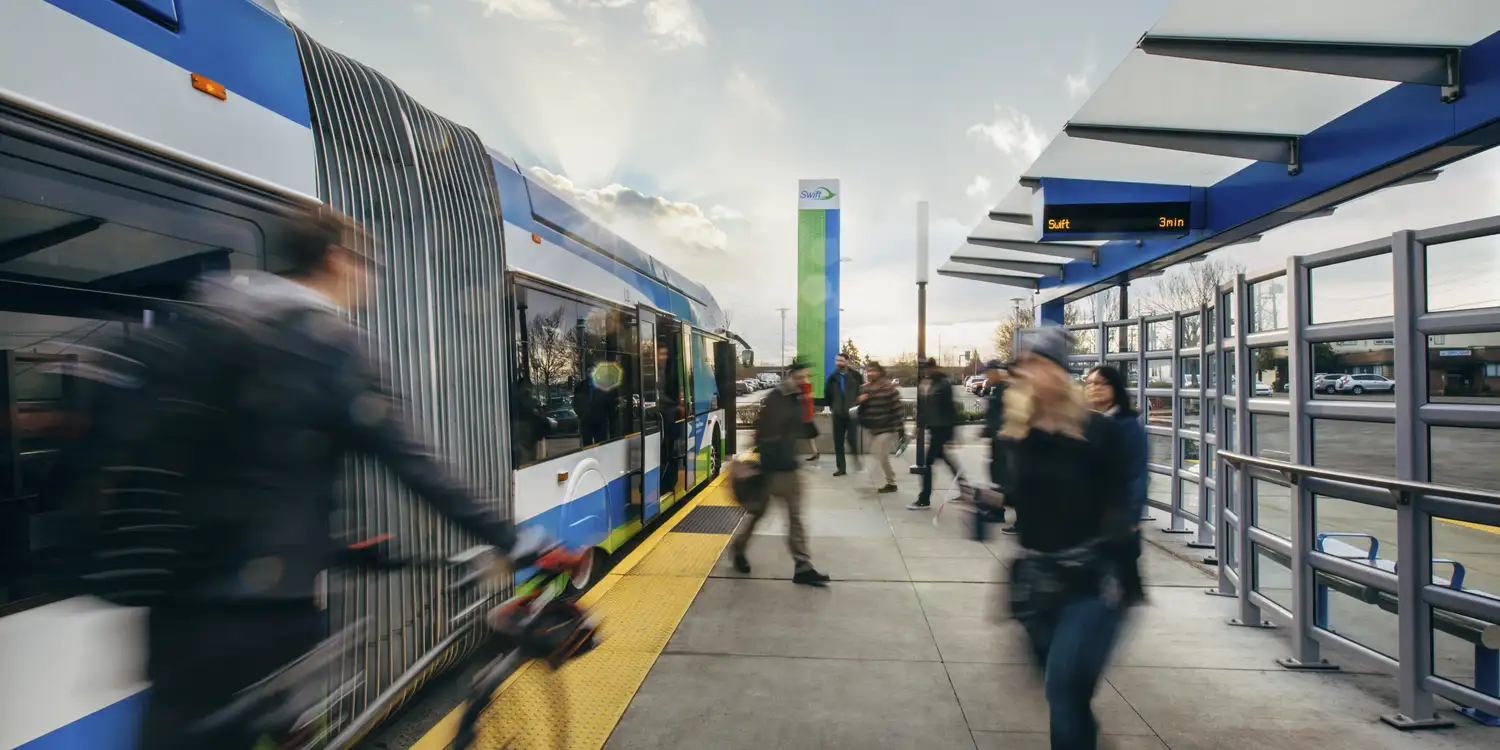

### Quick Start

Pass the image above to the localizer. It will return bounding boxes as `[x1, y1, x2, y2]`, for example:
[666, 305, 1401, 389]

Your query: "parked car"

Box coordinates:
[963, 374, 986, 394]
[758, 373, 780, 387]
[1335, 373, 1395, 395]
[1313, 373, 1339, 394]
[1254, 381, 1274, 397]
[545, 407, 579, 434]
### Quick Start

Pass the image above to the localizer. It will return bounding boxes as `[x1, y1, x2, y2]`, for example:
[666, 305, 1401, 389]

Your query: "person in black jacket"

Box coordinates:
[61, 209, 570, 750]
[730, 360, 830, 586]
[978, 360, 1012, 529]
[911, 358, 962, 509]
[824, 353, 862, 476]
[1003, 327, 1135, 750]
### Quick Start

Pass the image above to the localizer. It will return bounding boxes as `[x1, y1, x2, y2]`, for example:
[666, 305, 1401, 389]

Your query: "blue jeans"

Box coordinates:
[1022, 596, 1125, 750]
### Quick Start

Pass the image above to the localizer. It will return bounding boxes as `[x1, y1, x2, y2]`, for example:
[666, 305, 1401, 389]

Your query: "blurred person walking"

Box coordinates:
[911, 358, 962, 510]
[825, 353, 862, 476]
[857, 362, 904, 494]
[731, 360, 830, 586]
[1002, 327, 1141, 750]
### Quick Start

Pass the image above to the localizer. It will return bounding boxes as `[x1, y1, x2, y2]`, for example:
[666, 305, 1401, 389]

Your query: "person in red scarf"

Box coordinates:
[799, 378, 819, 461]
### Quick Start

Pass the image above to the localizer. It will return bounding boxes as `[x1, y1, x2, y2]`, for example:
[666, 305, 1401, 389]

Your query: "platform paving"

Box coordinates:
[604, 450, 1498, 750]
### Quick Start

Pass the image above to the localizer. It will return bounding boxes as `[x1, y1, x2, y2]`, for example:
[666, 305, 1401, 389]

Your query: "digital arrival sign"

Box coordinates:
[1042, 201, 1193, 235]
[1031, 179, 1206, 243]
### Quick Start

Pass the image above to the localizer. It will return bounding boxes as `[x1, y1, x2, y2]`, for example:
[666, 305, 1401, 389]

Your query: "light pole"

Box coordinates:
[912, 201, 929, 476]
[777, 307, 790, 368]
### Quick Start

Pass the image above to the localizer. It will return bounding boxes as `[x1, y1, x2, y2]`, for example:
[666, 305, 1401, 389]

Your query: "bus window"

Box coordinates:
[691, 332, 719, 414]
[512, 285, 582, 464]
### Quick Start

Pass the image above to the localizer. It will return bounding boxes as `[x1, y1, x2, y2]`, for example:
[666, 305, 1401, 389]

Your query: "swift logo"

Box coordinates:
[800, 187, 837, 201]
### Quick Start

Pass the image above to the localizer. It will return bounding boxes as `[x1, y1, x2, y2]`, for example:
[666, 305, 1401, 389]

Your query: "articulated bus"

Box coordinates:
[0, 1, 738, 747]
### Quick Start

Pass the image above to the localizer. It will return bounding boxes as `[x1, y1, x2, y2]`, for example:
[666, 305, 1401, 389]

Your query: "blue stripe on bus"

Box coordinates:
[17, 692, 144, 750]
[42, 0, 312, 128]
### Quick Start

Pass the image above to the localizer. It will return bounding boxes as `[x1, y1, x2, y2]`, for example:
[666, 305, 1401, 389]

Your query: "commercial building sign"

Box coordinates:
[797, 179, 840, 398]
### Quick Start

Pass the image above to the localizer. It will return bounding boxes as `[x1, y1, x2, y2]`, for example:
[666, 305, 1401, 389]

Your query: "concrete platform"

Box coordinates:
[604, 456, 1499, 750]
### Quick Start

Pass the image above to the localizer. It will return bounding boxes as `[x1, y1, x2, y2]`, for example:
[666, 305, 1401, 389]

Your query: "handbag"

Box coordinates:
[729, 456, 770, 516]
[1006, 540, 1124, 624]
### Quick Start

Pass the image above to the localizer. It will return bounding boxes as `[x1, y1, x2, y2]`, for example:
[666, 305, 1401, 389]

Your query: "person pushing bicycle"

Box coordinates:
[56, 208, 585, 750]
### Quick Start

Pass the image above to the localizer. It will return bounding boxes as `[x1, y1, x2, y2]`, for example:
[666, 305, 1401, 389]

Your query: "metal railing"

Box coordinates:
[1219, 450, 1500, 728]
[1022, 212, 1500, 730]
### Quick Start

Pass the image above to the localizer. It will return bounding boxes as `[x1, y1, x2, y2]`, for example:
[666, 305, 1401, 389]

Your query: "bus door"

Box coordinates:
[713, 340, 738, 455]
[635, 308, 661, 521]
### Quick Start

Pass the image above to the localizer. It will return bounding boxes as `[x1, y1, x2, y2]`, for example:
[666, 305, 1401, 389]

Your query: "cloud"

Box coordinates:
[278, 0, 304, 23]
[709, 205, 745, 221]
[644, 0, 706, 49]
[964, 175, 993, 200]
[414, 3, 434, 17]
[472, 0, 566, 22]
[529, 167, 730, 254]
[726, 68, 783, 123]
[1065, 56, 1096, 100]
[571, 0, 635, 6]
[967, 105, 1047, 164]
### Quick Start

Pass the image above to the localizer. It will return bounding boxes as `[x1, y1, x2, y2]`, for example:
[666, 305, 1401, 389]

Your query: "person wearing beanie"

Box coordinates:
[731, 359, 830, 586]
[1001, 327, 1135, 750]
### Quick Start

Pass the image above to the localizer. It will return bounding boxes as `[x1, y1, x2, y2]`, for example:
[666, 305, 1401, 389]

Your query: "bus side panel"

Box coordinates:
[512, 441, 632, 551]
[1, 599, 145, 750]
[2, 0, 318, 198]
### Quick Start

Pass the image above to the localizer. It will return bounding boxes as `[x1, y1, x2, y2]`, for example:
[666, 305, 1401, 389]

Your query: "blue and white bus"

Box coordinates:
[0, 1, 738, 747]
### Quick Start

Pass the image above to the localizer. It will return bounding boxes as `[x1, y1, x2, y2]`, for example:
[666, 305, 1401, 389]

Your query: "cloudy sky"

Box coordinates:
[279, 0, 1500, 362]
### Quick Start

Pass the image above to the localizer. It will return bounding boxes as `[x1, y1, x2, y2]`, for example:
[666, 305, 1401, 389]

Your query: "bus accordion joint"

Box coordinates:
[190, 73, 227, 101]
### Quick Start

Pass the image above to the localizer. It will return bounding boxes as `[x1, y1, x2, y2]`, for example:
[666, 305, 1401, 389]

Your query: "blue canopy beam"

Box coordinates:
[966, 236, 1097, 262]
[1140, 36, 1462, 102]
[936, 268, 1039, 290]
[949, 255, 1065, 279]
[1064, 123, 1302, 175]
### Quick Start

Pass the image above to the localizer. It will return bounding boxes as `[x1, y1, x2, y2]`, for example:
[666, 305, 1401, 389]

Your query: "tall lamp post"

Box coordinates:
[911, 201, 929, 475]
[777, 307, 790, 368]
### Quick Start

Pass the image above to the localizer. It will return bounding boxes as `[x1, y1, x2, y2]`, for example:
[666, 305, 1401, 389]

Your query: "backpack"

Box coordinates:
[54, 310, 246, 607]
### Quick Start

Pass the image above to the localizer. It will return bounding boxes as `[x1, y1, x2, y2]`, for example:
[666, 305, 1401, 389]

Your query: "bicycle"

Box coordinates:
[187, 526, 599, 750]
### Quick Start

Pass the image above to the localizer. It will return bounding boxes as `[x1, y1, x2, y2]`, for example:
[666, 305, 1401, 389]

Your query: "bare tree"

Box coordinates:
[523, 307, 579, 404]
[720, 305, 735, 331]
[992, 305, 1037, 363]
[1138, 257, 1245, 316]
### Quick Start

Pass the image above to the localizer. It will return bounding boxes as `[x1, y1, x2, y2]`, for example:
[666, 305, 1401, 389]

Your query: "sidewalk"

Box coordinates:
[602, 453, 1498, 750]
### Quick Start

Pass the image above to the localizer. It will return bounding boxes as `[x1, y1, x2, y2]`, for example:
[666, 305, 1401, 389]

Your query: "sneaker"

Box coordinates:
[732, 553, 751, 574]
[805, 453, 820, 462]
[1000, 525, 1020, 536]
[832, 469, 847, 477]
[907, 499, 931, 510]
[877, 484, 898, 494]
[793, 568, 831, 587]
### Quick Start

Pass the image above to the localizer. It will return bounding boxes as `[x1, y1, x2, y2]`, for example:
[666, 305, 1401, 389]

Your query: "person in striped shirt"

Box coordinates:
[857, 361, 904, 493]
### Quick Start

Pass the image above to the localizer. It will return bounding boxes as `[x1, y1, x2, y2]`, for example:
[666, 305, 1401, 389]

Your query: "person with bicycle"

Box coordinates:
[58, 209, 583, 750]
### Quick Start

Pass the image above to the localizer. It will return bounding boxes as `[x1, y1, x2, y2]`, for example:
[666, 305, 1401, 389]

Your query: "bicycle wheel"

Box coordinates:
[451, 651, 569, 750]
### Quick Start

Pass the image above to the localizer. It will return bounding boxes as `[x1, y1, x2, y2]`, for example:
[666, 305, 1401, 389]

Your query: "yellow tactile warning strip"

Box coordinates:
[623, 532, 728, 579]
[411, 474, 736, 750]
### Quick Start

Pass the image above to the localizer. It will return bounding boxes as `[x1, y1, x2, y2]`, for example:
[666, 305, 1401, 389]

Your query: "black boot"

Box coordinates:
[793, 568, 830, 587]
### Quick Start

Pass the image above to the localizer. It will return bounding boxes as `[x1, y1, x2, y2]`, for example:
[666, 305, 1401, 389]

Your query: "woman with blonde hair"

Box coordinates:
[1003, 327, 1135, 750]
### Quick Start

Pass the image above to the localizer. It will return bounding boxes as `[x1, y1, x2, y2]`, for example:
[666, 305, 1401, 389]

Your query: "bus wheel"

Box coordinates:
[569, 547, 607, 592]
[710, 429, 723, 478]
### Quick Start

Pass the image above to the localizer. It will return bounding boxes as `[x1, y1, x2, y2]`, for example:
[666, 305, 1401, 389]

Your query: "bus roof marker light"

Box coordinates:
[190, 73, 227, 101]
[531, 233, 543, 244]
